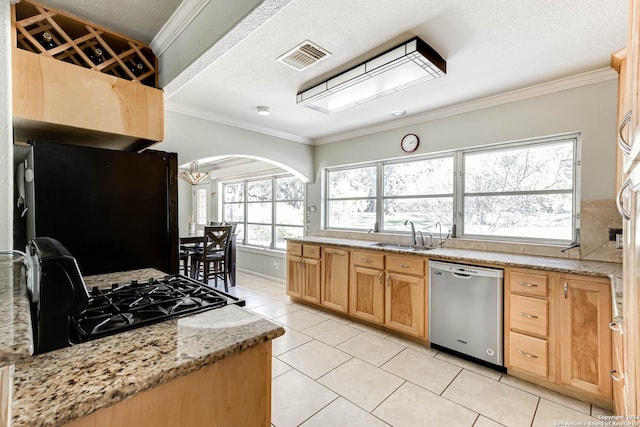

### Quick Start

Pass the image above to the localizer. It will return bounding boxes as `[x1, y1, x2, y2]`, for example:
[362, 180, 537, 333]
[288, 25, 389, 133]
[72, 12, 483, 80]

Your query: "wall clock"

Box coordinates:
[401, 133, 420, 152]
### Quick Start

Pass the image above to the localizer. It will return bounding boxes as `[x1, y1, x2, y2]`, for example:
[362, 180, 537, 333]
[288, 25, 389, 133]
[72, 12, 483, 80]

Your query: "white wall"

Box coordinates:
[156, 110, 315, 182]
[308, 79, 619, 234]
[0, 2, 13, 250]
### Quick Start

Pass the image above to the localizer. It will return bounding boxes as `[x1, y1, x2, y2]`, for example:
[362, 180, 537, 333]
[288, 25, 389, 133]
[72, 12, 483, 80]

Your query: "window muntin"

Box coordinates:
[462, 140, 576, 242]
[222, 175, 304, 250]
[324, 135, 579, 245]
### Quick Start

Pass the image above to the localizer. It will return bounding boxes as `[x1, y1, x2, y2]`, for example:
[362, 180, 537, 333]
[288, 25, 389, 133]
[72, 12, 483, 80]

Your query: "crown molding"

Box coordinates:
[165, 101, 313, 145]
[313, 67, 618, 145]
[151, 0, 211, 57]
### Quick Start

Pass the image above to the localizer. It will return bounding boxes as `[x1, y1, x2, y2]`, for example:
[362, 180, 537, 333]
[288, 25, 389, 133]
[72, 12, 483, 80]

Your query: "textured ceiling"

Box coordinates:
[35, 0, 182, 43]
[165, 0, 628, 142]
[28, 0, 629, 147]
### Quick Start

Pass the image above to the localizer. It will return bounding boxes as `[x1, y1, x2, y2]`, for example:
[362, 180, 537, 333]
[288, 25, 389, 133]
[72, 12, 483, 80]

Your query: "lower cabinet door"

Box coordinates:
[559, 276, 612, 399]
[286, 256, 303, 298]
[349, 266, 384, 324]
[321, 248, 349, 312]
[302, 258, 321, 304]
[385, 272, 424, 337]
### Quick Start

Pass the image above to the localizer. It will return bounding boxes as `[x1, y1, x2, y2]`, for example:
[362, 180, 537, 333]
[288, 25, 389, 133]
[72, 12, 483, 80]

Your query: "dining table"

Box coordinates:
[179, 230, 237, 288]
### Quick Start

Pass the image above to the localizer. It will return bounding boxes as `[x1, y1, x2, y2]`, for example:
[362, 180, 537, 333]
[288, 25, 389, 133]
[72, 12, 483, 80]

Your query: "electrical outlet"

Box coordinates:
[609, 228, 623, 241]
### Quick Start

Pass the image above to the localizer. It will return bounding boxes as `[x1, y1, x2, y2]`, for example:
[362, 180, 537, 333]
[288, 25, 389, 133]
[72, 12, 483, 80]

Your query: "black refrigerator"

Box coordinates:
[20, 140, 179, 276]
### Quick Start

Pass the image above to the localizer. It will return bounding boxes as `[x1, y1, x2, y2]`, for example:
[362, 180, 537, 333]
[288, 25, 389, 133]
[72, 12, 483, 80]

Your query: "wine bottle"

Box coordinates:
[129, 62, 144, 77]
[87, 47, 105, 65]
[39, 32, 56, 50]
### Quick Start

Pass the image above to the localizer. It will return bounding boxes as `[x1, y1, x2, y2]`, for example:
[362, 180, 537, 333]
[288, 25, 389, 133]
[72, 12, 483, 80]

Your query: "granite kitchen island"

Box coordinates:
[3, 268, 284, 427]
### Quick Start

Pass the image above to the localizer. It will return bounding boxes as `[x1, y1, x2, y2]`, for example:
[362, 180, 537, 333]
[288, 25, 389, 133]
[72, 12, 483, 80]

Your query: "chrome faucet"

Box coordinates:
[434, 221, 444, 247]
[404, 220, 417, 245]
[416, 231, 425, 247]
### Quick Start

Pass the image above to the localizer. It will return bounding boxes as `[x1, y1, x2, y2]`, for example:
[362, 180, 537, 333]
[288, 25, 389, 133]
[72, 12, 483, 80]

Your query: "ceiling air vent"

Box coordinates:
[277, 40, 331, 71]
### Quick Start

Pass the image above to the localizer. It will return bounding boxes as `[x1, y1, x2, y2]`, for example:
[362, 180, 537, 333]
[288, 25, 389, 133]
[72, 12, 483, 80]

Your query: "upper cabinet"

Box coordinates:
[10, 0, 164, 151]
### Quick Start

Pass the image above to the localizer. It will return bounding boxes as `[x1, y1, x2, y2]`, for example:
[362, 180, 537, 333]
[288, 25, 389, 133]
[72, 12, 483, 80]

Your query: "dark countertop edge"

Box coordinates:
[287, 237, 622, 278]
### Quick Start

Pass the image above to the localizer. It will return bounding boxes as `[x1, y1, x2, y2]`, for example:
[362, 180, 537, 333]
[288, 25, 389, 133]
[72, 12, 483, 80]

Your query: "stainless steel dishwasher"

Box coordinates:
[428, 260, 504, 367]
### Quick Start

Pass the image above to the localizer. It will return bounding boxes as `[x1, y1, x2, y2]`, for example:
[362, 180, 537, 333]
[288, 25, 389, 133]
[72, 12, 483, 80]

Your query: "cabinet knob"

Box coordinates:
[362, 258, 372, 263]
[610, 369, 623, 382]
[609, 322, 622, 332]
[563, 281, 568, 299]
[398, 263, 410, 268]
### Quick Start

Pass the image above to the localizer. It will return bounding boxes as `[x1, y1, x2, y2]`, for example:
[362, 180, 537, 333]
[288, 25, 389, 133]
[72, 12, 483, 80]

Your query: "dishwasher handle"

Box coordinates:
[451, 271, 472, 279]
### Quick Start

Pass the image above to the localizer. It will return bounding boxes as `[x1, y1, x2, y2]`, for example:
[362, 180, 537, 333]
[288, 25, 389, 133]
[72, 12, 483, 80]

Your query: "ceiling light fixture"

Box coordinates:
[297, 37, 446, 114]
[178, 161, 209, 185]
[257, 106, 271, 116]
[390, 109, 407, 116]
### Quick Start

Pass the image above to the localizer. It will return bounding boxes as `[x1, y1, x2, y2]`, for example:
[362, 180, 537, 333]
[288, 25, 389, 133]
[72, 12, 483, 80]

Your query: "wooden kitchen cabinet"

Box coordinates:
[349, 251, 385, 324]
[611, 319, 627, 415]
[506, 268, 614, 405]
[10, 1, 164, 150]
[384, 255, 425, 337]
[505, 268, 555, 381]
[321, 247, 349, 313]
[558, 275, 612, 400]
[349, 251, 425, 338]
[63, 342, 273, 427]
[286, 242, 321, 304]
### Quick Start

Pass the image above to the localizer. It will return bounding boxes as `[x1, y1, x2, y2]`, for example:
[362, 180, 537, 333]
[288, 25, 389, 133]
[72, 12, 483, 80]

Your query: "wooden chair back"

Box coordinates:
[203, 225, 233, 256]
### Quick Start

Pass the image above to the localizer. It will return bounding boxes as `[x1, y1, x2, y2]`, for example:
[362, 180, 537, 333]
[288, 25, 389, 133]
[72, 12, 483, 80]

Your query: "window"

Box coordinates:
[461, 138, 577, 242]
[222, 174, 305, 250]
[324, 134, 579, 245]
[326, 165, 377, 230]
[195, 186, 208, 225]
[383, 157, 454, 233]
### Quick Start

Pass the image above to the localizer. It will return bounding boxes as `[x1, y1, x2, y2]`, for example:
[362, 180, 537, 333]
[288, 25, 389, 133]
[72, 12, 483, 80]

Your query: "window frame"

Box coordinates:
[323, 133, 581, 246]
[221, 173, 305, 251]
[456, 134, 581, 245]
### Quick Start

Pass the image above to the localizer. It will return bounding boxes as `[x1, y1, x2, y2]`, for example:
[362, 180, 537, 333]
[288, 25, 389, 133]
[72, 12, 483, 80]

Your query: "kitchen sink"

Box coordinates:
[369, 242, 433, 251]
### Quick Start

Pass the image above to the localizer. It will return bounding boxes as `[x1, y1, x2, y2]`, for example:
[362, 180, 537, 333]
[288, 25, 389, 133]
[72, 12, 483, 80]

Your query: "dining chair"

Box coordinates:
[195, 225, 233, 291]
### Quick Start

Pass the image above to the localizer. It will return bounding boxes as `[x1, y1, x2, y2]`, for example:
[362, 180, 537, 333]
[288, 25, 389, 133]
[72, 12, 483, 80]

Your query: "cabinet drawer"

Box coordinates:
[287, 242, 302, 256]
[510, 295, 548, 338]
[323, 247, 348, 257]
[509, 332, 548, 378]
[351, 251, 384, 269]
[386, 255, 424, 276]
[510, 271, 548, 297]
[303, 245, 321, 259]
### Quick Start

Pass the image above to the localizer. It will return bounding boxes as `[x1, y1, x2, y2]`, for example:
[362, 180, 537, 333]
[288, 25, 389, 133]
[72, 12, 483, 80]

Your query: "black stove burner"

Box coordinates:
[71, 274, 244, 341]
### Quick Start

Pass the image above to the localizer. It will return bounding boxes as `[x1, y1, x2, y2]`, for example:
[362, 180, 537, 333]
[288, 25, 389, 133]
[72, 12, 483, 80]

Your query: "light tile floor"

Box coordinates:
[221, 272, 613, 427]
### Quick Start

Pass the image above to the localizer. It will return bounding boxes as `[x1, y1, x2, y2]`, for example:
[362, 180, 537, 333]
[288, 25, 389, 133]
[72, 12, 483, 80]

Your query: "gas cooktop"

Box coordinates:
[71, 274, 244, 341]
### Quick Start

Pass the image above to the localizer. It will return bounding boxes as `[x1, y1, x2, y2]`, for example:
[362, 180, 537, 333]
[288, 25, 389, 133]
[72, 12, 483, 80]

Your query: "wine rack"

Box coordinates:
[12, 0, 158, 88]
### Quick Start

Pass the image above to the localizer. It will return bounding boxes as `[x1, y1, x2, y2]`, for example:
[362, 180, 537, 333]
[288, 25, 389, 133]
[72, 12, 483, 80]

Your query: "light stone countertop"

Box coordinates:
[0, 254, 33, 364]
[11, 269, 284, 427]
[289, 236, 623, 278]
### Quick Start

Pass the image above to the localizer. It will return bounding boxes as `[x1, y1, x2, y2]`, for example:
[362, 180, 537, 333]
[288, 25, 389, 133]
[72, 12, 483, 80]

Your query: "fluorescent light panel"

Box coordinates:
[297, 37, 446, 114]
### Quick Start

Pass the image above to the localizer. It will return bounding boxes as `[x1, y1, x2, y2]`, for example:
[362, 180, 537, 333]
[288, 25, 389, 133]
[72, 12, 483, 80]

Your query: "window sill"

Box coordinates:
[236, 245, 286, 258]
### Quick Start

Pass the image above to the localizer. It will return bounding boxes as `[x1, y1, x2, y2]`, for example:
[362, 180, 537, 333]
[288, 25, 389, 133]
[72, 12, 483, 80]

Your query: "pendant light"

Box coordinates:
[178, 161, 209, 185]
